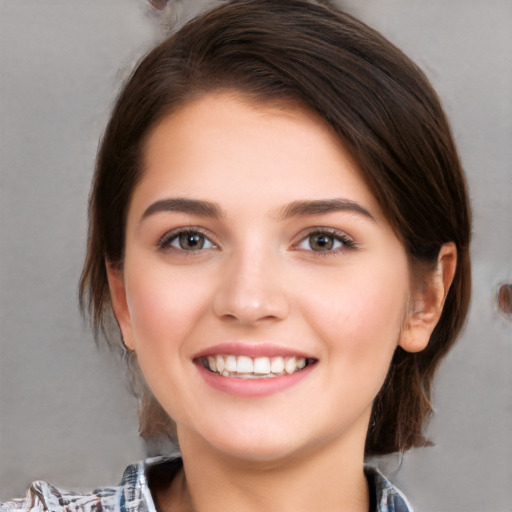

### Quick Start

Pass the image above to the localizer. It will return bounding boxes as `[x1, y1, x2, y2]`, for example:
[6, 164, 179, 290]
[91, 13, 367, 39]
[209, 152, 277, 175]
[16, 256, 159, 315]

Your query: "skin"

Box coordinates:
[108, 92, 456, 512]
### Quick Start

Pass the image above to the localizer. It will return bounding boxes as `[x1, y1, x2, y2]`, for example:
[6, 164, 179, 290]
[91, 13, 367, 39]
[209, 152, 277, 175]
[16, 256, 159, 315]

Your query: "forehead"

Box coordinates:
[132, 92, 383, 222]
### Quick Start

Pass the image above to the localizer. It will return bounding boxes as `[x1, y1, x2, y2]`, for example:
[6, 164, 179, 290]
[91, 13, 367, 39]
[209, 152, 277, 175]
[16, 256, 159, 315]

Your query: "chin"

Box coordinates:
[217, 440, 305, 464]
[206, 421, 331, 465]
[178, 419, 306, 464]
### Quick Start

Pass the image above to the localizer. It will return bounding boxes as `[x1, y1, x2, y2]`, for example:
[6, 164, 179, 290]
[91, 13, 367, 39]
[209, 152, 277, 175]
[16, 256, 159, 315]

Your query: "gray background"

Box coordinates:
[1, 1, 511, 510]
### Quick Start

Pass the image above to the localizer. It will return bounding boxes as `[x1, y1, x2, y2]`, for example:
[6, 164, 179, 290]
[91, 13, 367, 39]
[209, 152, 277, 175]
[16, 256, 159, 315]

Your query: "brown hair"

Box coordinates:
[80, 0, 471, 456]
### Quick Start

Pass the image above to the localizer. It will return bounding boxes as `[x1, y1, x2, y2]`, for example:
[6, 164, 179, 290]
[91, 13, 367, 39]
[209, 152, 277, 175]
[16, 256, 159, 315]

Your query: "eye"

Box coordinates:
[158, 229, 216, 252]
[296, 230, 355, 253]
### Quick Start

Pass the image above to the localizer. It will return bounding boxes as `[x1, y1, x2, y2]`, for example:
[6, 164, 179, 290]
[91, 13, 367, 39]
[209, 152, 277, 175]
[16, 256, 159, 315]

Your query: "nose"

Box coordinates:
[212, 248, 290, 325]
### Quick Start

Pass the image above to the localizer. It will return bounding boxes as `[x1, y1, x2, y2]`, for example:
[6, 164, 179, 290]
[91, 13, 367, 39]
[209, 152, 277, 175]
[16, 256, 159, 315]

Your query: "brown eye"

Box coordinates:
[158, 229, 216, 252]
[296, 230, 355, 253]
[178, 232, 205, 250]
[309, 233, 335, 251]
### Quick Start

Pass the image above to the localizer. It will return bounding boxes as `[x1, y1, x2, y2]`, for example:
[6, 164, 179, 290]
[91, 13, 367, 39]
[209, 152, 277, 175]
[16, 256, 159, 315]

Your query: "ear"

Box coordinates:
[106, 262, 136, 351]
[399, 242, 457, 353]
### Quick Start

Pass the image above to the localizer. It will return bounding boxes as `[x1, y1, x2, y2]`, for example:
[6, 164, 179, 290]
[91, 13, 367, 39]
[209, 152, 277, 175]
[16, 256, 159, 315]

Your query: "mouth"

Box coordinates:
[198, 354, 317, 379]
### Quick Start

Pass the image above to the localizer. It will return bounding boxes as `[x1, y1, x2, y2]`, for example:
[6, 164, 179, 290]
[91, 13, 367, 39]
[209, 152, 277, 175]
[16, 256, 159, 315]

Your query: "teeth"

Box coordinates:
[237, 355, 253, 373]
[285, 356, 296, 374]
[225, 355, 237, 372]
[215, 355, 225, 373]
[253, 357, 271, 374]
[270, 356, 284, 374]
[202, 354, 312, 378]
[207, 356, 217, 373]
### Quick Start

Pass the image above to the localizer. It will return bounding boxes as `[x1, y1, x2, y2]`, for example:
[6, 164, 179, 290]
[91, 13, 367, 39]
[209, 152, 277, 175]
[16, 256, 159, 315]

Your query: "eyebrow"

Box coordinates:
[279, 198, 375, 221]
[140, 197, 375, 223]
[141, 198, 224, 221]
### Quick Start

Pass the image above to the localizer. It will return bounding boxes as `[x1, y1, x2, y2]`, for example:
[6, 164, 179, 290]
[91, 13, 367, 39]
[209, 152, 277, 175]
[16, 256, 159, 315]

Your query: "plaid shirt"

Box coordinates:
[1, 456, 414, 512]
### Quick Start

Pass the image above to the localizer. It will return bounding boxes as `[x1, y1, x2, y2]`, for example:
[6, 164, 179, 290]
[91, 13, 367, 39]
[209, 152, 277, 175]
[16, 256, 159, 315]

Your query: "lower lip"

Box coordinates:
[195, 362, 316, 397]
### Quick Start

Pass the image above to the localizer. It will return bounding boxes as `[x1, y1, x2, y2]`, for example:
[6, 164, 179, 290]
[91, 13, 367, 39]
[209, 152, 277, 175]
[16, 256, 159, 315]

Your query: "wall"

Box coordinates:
[1, 1, 511, 510]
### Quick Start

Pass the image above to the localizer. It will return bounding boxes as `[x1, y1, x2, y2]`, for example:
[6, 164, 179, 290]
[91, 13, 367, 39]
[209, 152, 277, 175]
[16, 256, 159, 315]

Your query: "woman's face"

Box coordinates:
[109, 92, 417, 462]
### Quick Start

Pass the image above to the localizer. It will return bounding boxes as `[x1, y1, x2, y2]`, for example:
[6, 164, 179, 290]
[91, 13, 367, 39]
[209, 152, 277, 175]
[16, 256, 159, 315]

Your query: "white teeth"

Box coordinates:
[285, 356, 296, 374]
[225, 355, 237, 372]
[237, 355, 253, 373]
[207, 356, 217, 373]
[270, 356, 285, 374]
[215, 355, 225, 373]
[202, 354, 312, 378]
[253, 357, 271, 374]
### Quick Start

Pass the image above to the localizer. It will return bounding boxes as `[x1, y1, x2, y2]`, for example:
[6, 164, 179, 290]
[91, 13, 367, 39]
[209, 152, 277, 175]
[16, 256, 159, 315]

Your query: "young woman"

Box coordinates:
[2, 1, 471, 511]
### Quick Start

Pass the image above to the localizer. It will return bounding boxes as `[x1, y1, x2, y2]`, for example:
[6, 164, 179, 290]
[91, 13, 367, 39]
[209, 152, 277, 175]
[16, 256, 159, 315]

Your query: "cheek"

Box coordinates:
[123, 265, 216, 421]
[301, 260, 409, 358]
[124, 262, 213, 354]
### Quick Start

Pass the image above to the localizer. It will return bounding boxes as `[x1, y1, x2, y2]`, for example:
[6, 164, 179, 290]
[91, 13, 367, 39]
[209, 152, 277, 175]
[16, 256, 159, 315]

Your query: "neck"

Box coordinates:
[160, 426, 370, 512]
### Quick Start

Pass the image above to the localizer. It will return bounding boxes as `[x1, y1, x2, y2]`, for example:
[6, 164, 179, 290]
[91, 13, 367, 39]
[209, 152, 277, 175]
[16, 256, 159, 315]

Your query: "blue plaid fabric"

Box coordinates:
[1, 456, 413, 511]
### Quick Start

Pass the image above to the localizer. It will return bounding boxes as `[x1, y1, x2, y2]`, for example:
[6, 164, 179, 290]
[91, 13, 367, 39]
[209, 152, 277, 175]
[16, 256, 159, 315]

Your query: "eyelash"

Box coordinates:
[157, 227, 217, 253]
[156, 227, 356, 255]
[294, 228, 356, 255]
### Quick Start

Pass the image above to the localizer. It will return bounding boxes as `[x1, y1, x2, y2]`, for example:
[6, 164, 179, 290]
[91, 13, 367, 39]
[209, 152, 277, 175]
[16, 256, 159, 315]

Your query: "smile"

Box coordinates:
[199, 355, 316, 379]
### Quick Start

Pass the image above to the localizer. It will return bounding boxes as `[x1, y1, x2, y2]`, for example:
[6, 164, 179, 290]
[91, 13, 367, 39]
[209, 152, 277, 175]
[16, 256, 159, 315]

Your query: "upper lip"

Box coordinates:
[192, 342, 315, 360]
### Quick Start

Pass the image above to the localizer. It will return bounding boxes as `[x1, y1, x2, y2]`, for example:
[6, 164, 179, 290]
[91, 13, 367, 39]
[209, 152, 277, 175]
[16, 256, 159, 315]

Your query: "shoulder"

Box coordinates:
[0, 457, 176, 512]
[0, 479, 123, 512]
[364, 465, 415, 512]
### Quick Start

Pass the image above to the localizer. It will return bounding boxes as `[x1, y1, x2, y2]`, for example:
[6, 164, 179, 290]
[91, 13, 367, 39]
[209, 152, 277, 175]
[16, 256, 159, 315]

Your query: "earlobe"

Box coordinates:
[106, 261, 136, 351]
[399, 242, 457, 353]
